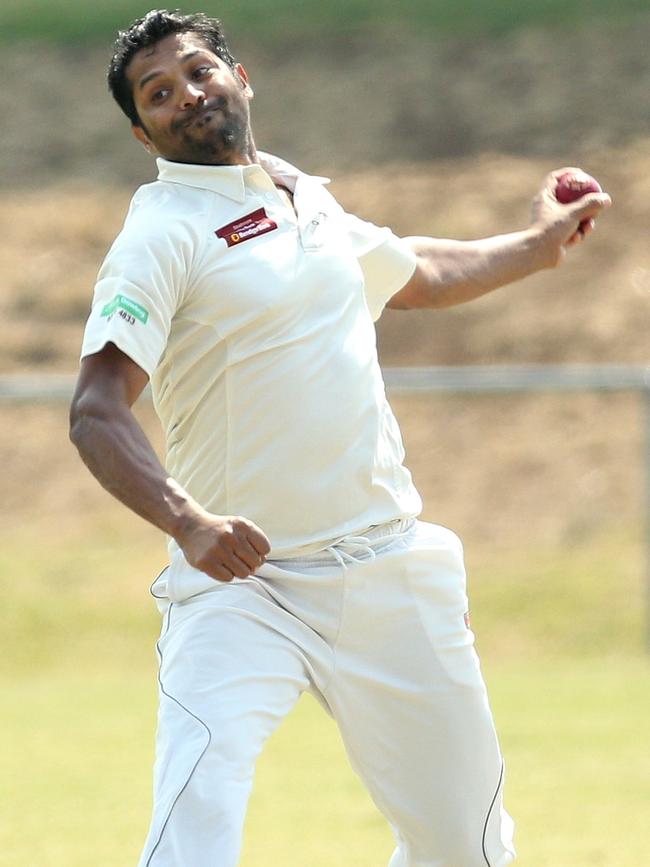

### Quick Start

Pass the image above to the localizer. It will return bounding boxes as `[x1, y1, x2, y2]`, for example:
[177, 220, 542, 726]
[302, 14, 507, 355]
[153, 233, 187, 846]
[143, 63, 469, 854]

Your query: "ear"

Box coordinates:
[235, 63, 254, 99]
[131, 123, 158, 155]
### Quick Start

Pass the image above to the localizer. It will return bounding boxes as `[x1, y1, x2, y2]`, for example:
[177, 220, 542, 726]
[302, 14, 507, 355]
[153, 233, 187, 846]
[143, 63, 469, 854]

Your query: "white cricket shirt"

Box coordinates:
[81, 152, 422, 557]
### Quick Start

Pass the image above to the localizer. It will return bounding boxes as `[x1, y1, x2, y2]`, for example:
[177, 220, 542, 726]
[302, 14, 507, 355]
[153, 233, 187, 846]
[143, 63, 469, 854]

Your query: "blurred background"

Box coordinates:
[1, 2, 649, 865]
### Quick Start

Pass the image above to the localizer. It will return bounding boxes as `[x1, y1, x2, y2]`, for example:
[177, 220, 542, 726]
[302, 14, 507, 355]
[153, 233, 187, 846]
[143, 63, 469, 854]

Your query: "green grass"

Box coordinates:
[0, 673, 156, 867]
[1, 664, 648, 866]
[479, 659, 650, 867]
[0, 522, 164, 675]
[2, 524, 649, 865]
[467, 527, 648, 659]
[1, 0, 648, 43]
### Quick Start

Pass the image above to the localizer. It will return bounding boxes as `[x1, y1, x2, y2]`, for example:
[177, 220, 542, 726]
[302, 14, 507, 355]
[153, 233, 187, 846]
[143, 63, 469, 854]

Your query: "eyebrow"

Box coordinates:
[137, 49, 208, 91]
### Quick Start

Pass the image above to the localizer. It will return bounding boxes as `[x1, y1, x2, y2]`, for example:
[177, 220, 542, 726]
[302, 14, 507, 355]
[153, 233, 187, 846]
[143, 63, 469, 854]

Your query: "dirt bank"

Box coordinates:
[2, 17, 650, 188]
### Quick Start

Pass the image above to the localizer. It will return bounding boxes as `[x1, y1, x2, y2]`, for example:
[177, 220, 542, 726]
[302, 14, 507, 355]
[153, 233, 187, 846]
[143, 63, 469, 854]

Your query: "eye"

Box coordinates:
[192, 65, 213, 79]
[150, 87, 171, 104]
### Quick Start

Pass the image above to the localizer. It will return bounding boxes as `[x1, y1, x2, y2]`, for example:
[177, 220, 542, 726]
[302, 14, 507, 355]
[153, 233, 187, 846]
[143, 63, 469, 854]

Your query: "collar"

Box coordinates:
[156, 151, 330, 203]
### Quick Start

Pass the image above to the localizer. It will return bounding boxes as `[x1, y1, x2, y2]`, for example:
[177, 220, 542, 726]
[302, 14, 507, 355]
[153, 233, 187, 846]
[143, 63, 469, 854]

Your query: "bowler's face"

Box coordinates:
[128, 32, 254, 165]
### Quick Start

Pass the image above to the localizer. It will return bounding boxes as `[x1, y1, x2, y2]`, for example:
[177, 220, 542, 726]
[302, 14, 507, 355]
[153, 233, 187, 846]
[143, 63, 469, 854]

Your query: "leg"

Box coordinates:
[326, 522, 516, 867]
[138, 581, 311, 867]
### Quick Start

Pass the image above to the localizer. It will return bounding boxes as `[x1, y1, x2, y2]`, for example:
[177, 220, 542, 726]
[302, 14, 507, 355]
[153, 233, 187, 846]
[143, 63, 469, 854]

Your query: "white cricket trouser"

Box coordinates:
[139, 520, 516, 867]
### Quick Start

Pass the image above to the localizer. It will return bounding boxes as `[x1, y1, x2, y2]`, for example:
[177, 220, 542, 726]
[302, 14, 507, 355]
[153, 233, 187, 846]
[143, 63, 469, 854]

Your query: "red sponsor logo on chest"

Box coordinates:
[215, 207, 278, 248]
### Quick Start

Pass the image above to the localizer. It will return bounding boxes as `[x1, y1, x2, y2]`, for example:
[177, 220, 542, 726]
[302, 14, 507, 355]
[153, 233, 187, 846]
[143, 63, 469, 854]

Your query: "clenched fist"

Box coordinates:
[175, 512, 271, 582]
[530, 166, 611, 267]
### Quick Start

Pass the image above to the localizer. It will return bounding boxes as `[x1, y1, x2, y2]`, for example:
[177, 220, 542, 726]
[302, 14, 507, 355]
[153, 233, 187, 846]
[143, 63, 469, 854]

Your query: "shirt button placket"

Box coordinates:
[301, 213, 325, 250]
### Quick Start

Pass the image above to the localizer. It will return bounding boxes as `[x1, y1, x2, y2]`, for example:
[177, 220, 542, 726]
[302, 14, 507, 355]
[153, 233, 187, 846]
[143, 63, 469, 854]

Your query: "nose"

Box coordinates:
[180, 82, 205, 110]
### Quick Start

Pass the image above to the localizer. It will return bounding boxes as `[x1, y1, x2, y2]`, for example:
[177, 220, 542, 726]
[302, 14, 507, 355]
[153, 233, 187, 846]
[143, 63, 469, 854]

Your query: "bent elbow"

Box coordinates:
[69, 390, 105, 451]
[69, 394, 91, 450]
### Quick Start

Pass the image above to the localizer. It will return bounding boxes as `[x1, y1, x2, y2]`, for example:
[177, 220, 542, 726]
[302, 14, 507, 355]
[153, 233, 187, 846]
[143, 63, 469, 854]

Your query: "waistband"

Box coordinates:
[268, 517, 416, 570]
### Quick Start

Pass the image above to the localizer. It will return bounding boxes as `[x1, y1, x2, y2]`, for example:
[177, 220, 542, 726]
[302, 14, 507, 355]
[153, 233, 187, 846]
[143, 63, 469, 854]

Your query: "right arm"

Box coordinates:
[69, 342, 270, 581]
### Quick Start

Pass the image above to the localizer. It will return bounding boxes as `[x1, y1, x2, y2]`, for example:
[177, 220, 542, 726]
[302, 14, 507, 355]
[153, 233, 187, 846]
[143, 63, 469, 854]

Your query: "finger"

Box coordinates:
[555, 194, 610, 247]
[578, 218, 596, 239]
[550, 165, 584, 182]
[542, 166, 584, 195]
[219, 549, 256, 579]
[210, 531, 258, 576]
[205, 562, 235, 583]
[188, 543, 239, 582]
[246, 524, 272, 557]
[572, 191, 612, 218]
[566, 217, 595, 247]
[232, 537, 266, 571]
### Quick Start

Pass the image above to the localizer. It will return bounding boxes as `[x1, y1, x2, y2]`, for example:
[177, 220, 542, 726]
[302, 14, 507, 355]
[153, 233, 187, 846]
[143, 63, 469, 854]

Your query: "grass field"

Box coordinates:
[1, 0, 649, 42]
[2, 660, 649, 867]
[2, 518, 649, 866]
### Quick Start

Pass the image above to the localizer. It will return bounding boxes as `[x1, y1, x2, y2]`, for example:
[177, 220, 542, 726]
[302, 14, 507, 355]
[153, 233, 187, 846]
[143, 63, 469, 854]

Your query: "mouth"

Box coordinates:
[192, 107, 222, 128]
[177, 99, 227, 131]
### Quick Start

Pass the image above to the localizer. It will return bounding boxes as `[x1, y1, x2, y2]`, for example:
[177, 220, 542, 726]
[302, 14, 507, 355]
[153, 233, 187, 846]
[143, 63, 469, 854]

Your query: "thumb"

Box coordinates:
[564, 191, 612, 223]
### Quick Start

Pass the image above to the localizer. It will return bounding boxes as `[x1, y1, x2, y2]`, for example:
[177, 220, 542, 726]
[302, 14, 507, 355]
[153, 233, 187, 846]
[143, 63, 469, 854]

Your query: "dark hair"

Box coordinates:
[108, 9, 237, 126]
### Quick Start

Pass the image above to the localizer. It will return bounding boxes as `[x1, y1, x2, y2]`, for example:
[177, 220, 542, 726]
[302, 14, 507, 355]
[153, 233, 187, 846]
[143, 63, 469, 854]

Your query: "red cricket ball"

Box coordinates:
[555, 171, 602, 204]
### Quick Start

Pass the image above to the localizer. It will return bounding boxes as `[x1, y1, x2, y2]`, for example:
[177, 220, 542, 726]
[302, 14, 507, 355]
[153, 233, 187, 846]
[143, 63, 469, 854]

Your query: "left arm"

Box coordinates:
[389, 167, 611, 310]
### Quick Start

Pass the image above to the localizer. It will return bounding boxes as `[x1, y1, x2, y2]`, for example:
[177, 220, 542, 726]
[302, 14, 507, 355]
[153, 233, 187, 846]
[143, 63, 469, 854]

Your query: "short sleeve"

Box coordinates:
[343, 213, 416, 321]
[80, 200, 191, 376]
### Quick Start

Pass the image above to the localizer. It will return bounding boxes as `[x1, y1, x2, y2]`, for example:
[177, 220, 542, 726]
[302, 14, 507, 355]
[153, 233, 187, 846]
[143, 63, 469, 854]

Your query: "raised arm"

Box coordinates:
[389, 167, 612, 310]
[69, 342, 270, 581]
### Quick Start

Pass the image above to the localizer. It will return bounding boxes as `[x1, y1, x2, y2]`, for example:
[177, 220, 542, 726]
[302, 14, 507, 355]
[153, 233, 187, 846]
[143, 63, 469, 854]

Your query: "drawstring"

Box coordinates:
[267, 519, 416, 572]
[325, 535, 377, 571]
[323, 520, 415, 571]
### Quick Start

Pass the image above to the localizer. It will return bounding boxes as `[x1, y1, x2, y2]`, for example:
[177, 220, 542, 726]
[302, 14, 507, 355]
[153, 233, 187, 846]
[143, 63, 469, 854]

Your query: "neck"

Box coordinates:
[227, 130, 258, 166]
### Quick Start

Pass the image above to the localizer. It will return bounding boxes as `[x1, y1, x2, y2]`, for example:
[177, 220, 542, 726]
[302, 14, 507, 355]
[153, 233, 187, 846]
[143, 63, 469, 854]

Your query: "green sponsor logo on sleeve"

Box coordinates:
[101, 294, 149, 324]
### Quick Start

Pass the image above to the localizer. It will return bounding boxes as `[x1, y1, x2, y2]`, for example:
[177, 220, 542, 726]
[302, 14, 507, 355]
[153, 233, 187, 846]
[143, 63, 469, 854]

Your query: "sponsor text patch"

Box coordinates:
[215, 208, 278, 248]
[101, 294, 149, 324]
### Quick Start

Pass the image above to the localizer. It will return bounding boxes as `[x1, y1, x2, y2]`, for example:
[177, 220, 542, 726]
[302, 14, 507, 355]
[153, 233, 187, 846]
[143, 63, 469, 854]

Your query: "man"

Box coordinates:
[69, 9, 610, 867]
